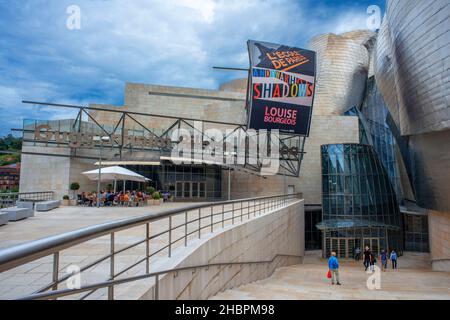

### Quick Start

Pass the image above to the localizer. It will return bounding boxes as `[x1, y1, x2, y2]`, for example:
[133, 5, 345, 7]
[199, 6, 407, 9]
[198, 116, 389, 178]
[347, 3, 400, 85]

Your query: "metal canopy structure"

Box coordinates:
[18, 100, 307, 177]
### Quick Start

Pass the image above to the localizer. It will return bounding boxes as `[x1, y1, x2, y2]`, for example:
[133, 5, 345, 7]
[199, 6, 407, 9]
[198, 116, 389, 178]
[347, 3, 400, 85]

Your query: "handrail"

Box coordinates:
[0, 193, 298, 271]
[0, 191, 53, 196]
[0, 193, 302, 300]
[17, 253, 303, 300]
[0, 191, 54, 208]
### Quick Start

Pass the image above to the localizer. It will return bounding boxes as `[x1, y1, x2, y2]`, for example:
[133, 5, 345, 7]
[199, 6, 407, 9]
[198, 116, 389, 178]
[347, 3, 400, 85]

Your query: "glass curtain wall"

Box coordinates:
[319, 143, 403, 258]
[124, 162, 222, 200]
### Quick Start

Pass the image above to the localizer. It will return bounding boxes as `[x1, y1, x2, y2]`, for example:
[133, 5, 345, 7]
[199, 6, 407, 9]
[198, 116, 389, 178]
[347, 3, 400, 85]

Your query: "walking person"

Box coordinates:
[390, 249, 398, 269]
[363, 246, 372, 271]
[380, 250, 388, 271]
[328, 252, 341, 285]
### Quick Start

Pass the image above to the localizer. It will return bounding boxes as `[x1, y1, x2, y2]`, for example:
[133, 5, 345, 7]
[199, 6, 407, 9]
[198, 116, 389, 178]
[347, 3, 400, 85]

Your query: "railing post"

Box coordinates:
[210, 206, 213, 233]
[232, 203, 235, 224]
[146, 223, 150, 274]
[184, 211, 188, 246]
[198, 209, 201, 239]
[108, 232, 115, 300]
[222, 204, 225, 228]
[240, 202, 242, 222]
[168, 216, 172, 258]
[52, 252, 59, 295]
[155, 274, 159, 300]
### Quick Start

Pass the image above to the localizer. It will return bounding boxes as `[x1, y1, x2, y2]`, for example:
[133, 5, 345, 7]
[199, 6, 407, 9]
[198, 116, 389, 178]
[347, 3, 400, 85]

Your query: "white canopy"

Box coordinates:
[82, 166, 150, 183]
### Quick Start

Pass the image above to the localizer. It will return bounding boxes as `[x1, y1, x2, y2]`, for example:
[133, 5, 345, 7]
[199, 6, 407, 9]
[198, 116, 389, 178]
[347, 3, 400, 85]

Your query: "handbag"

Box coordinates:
[327, 270, 332, 279]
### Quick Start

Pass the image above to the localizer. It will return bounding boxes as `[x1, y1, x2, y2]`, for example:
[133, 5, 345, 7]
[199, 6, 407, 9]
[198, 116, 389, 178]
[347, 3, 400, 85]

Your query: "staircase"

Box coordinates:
[209, 251, 450, 300]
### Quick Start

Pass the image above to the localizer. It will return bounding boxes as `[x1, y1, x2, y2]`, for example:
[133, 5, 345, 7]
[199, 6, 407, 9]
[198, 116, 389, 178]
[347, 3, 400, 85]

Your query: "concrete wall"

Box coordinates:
[428, 209, 450, 272]
[140, 199, 304, 300]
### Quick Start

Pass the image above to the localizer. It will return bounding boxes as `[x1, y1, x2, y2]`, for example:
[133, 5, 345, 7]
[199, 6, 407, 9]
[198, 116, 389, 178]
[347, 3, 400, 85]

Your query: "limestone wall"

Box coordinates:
[19, 146, 71, 201]
[140, 199, 304, 300]
[428, 209, 450, 271]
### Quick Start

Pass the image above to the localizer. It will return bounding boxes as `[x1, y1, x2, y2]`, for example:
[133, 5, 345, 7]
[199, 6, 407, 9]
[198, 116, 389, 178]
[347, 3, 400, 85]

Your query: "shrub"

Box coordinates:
[70, 182, 80, 191]
[152, 191, 161, 200]
[63, 195, 70, 200]
[146, 186, 156, 195]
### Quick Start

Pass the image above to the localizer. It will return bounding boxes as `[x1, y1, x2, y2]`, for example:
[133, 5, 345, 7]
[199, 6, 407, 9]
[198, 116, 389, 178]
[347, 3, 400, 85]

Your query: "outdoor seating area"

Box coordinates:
[76, 189, 172, 207]
[64, 165, 173, 207]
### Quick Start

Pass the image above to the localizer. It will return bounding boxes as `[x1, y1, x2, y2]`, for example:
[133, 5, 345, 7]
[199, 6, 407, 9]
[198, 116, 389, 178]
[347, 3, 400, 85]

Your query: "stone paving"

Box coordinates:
[0, 201, 274, 299]
[210, 251, 450, 300]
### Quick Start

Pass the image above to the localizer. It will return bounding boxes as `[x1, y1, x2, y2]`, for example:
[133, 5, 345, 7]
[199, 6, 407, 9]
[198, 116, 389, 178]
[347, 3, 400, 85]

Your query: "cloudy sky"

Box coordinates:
[0, 0, 385, 136]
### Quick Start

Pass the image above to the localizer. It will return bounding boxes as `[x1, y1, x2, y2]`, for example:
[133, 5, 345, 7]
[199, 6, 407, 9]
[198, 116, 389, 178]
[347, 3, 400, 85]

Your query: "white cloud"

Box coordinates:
[0, 0, 375, 135]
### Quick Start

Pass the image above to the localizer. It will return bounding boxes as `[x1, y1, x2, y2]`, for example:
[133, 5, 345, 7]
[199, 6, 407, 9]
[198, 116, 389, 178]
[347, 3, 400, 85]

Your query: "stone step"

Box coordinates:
[209, 253, 445, 300]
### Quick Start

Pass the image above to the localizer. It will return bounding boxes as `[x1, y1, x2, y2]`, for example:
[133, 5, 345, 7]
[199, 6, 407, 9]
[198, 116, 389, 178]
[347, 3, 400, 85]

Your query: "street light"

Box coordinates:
[224, 151, 237, 201]
[93, 135, 110, 208]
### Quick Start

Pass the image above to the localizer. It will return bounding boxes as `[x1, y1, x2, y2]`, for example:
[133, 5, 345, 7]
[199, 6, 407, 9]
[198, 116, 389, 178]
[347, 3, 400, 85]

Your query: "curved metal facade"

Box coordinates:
[374, 0, 450, 212]
[375, 0, 450, 136]
[319, 143, 403, 258]
[308, 30, 376, 116]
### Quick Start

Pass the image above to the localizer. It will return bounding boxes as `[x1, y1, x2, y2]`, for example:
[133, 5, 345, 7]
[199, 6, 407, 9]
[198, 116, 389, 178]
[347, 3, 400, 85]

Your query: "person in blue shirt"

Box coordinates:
[380, 250, 388, 271]
[390, 250, 398, 269]
[328, 252, 341, 285]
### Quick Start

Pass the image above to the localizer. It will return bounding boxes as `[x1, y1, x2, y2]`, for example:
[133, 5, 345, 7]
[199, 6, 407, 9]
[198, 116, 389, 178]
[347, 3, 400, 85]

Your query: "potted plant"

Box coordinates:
[62, 195, 70, 206]
[146, 186, 156, 205]
[70, 182, 80, 205]
[152, 191, 161, 205]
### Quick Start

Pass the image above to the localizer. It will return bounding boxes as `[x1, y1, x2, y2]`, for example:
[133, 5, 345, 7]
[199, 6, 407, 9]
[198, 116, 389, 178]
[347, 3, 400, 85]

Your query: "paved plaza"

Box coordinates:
[211, 251, 450, 300]
[1, 205, 449, 300]
[0, 201, 268, 299]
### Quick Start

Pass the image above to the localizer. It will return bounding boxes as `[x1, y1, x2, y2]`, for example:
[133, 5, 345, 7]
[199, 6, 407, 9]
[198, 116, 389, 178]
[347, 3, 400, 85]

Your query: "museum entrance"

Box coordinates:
[329, 237, 381, 258]
[329, 238, 360, 259]
[175, 181, 206, 199]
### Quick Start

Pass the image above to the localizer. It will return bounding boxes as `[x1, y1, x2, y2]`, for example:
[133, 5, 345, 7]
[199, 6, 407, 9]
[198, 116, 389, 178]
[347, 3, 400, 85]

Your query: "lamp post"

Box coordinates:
[93, 135, 110, 208]
[224, 151, 237, 201]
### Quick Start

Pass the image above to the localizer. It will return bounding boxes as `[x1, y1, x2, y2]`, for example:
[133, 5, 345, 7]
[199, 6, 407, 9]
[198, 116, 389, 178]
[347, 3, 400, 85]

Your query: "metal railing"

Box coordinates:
[0, 191, 54, 208]
[0, 193, 301, 300]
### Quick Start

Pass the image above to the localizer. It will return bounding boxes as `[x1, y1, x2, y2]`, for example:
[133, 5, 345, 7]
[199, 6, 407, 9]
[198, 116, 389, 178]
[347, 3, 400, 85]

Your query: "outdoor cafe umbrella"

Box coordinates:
[82, 166, 150, 192]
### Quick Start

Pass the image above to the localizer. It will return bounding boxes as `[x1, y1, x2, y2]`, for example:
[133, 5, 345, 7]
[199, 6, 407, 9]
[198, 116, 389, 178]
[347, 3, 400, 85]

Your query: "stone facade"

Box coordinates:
[428, 210, 450, 272]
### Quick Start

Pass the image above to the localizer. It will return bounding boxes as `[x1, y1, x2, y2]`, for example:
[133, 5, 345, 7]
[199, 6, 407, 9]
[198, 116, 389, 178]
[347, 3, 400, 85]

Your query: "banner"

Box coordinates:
[247, 40, 316, 136]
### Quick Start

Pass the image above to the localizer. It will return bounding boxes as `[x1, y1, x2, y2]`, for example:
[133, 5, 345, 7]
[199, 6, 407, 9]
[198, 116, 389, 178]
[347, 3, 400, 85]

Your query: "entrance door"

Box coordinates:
[192, 182, 199, 198]
[175, 181, 206, 200]
[183, 182, 191, 198]
[176, 182, 183, 198]
[330, 238, 358, 258]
